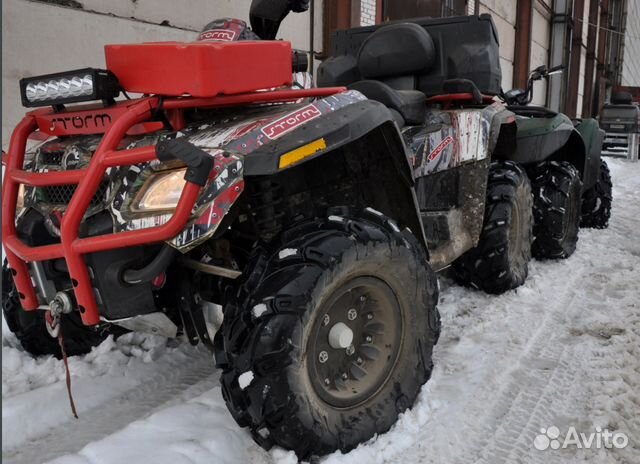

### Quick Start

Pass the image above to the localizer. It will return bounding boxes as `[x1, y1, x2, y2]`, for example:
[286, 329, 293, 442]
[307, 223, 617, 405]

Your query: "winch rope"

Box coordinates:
[58, 326, 79, 419]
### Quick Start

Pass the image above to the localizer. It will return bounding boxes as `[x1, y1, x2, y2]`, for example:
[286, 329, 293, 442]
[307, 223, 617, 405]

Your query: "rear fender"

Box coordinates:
[504, 113, 595, 187]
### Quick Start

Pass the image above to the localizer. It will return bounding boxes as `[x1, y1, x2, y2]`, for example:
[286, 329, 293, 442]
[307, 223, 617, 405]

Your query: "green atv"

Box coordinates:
[503, 65, 613, 259]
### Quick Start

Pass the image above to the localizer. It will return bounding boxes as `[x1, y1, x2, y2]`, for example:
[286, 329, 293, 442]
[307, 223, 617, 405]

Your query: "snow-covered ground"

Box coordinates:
[3, 158, 639, 464]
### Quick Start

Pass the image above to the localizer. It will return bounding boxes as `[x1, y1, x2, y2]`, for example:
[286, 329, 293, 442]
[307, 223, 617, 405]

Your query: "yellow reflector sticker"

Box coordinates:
[279, 138, 327, 169]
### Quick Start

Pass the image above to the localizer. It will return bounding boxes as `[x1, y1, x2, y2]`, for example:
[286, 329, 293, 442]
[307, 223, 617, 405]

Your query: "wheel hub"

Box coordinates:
[307, 276, 403, 408]
[328, 322, 354, 349]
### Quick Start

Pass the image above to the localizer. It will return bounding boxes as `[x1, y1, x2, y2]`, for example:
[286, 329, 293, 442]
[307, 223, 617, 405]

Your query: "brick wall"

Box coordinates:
[361, 0, 377, 26]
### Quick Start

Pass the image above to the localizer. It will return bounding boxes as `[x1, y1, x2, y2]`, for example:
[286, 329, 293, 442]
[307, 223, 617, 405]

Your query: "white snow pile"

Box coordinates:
[2, 158, 639, 464]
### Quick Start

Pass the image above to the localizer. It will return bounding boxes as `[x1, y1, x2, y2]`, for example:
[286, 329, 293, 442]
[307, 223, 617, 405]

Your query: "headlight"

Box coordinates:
[20, 68, 120, 108]
[132, 169, 187, 212]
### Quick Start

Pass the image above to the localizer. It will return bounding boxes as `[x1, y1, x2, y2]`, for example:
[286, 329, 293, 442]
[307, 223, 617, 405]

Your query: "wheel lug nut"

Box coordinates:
[360, 295, 366, 302]
[367, 313, 373, 320]
[346, 344, 355, 356]
[357, 357, 363, 364]
[323, 314, 330, 326]
[319, 350, 328, 363]
[347, 308, 357, 320]
[365, 335, 372, 343]
[324, 378, 330, 385]
[342, 373, 348, 380]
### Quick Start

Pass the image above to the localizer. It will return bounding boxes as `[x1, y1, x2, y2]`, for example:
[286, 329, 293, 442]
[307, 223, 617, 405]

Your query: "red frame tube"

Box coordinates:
[2, 87, 345, 326]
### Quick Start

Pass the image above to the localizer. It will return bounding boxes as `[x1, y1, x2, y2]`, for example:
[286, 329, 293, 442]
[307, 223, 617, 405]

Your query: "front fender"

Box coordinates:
[241, 99, 407, 179]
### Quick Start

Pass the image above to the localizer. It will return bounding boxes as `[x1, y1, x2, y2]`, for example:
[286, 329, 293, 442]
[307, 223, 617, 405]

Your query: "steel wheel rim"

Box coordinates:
[307, 276, 403, 408]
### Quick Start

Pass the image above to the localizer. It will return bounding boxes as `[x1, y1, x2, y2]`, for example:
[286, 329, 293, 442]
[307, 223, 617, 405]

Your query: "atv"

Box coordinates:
[0, 2, 603, 459]
[503, 65, 612, 242]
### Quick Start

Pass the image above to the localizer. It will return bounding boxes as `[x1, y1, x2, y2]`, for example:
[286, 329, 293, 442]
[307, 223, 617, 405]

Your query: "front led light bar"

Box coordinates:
[19, 68, 121, 108]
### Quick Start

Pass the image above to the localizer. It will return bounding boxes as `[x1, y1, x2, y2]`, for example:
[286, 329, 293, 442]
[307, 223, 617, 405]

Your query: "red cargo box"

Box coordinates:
[105, 41, 293, 97]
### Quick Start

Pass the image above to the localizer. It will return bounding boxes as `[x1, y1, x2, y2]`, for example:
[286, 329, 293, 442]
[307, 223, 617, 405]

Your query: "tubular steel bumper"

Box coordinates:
[2, 87, 345, 326]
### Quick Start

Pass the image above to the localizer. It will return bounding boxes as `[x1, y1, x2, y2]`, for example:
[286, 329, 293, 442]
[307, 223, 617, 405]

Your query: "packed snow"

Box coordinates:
[2, 158, 639, 464]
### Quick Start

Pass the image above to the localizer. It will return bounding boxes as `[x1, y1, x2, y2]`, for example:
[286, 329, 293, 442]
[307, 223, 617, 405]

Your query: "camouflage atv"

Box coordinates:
[0, 0, 607, 458]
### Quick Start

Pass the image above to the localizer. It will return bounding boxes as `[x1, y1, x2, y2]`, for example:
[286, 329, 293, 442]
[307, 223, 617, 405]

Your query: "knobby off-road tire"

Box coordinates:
[2, 261, 109, 358]
[216, 210, 440, 458]
[453, 161, 533, 294]
[580, 159, 612, 229]
[531, 161, 583, 259]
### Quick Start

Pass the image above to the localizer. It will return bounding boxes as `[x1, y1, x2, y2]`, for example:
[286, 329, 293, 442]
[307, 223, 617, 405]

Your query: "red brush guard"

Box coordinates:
[2, 85, 345, 326]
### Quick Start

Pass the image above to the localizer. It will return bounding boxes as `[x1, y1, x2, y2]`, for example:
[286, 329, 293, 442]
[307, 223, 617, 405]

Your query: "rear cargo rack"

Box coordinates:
[2, 87, 345, 325]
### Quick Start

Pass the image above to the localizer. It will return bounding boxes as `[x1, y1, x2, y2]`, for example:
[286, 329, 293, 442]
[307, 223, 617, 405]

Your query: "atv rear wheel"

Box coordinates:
[531, 161, 582, 259]
[2, 261, 110, 358]
[216, 210, 439, 458]
[580, 159, 612, 229]
[452, 161, 533, 294]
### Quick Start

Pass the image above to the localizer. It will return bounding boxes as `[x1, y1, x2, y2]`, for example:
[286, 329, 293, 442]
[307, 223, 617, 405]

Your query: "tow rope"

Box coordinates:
[46, 311, 79, 419]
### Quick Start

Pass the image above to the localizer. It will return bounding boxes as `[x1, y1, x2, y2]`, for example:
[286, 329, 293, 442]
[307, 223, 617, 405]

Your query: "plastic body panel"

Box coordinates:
[513, 113, 575, 162]
[105, 41, 293, 97]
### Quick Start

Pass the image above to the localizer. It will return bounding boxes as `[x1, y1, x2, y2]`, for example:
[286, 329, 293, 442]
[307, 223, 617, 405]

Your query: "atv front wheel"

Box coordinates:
[452, 161, 533, 294]
[531, 161, 582, 259]
[580, 159, 612, 229]
[216, 211, 439, 458]
[2, 261, 110, 358]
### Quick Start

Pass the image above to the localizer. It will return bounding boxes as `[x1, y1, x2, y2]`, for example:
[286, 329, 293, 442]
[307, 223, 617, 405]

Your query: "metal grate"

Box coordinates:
[41, 181, 109, 207]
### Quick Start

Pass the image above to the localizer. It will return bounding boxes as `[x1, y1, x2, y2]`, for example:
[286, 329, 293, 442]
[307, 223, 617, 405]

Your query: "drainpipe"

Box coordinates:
[548, 0, 573, 112]
[309, 0, 315, 77]
[513, 0, 534, 90]
[594, 0, 610, 112]
[582, 0, 599, 117]
[565, 0, 585, 118]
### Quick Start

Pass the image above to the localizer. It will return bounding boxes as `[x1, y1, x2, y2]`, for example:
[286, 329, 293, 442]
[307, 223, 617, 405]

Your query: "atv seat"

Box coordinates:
[349, 80, 426, 125]
[347, 23, 435, 126]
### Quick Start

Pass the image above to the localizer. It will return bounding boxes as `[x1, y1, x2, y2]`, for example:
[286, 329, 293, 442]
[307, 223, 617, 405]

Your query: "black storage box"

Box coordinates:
[318, 14, 502, 97]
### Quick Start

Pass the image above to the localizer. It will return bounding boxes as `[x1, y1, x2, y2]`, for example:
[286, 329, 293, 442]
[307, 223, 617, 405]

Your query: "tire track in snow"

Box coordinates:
[3, 347, 217, 464]
[453, 267, 588, 464]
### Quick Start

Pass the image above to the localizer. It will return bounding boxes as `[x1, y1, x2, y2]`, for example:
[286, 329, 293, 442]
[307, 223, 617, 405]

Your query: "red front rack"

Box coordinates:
[2, 87, 345, 326]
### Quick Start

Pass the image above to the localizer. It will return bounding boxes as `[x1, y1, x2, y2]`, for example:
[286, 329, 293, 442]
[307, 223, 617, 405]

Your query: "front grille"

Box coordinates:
[40, 150, 64, 165]
[40, 181, 109, 207]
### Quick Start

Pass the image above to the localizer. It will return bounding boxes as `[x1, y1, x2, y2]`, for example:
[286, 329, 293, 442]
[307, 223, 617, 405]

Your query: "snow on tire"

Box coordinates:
[580, 159, 612, 229]
[215, 211, 440, 459]
[452, 161, 533, 294]
[531, 161, 582, 259]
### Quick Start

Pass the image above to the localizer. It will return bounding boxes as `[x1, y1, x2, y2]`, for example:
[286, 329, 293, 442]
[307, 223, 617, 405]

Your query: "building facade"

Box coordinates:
[323, 0, 636, 117]
[2, 0, 637, 146]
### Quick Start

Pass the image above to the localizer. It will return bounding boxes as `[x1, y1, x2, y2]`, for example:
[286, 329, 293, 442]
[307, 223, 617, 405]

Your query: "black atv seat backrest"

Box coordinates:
[345, 23, 434, 126]
[357, 23, 436, 83]
[317, 14, 502, 97]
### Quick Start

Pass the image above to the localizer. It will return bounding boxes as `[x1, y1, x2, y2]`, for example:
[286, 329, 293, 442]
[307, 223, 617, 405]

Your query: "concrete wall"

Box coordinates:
[2, 0, 322, 148]
[621, 0, 640, 86]
[479, 0, 516, 92]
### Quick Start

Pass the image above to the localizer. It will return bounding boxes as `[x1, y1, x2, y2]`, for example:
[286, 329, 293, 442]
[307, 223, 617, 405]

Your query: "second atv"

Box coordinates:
[503, 64, 612, 252]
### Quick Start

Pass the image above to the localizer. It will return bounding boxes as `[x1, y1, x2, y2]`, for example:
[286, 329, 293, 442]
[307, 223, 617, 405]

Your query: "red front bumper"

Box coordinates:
[2, 87, 345, 326]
